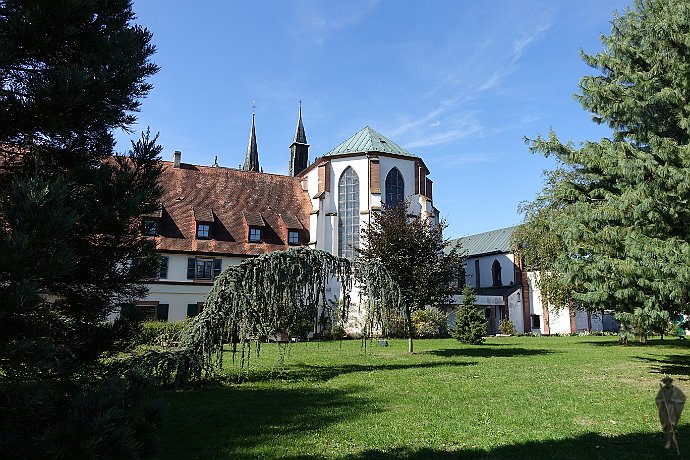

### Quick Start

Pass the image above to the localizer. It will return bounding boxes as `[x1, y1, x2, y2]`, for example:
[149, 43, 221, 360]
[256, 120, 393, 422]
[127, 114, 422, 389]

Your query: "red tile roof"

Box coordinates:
[152, 162, 311, 256]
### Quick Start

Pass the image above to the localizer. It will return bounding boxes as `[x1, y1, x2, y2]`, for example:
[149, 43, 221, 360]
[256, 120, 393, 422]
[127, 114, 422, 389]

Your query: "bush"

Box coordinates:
[138, 320, 188, 347]
[498, 319, 515, 335]
[453, 286, 486, 344]
[411, 307, 449, 338]
[321, 324, 346, 340]
[616, 307, 669, 344]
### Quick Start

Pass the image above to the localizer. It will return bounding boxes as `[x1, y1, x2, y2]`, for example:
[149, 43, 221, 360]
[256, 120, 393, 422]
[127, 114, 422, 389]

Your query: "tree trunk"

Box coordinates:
[406, 304, 415, 354]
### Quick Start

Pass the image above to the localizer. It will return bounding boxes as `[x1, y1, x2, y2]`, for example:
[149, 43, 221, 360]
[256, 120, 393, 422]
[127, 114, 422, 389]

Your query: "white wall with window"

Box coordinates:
[138, 253, 244, 322]
[464, 254, 516, 288]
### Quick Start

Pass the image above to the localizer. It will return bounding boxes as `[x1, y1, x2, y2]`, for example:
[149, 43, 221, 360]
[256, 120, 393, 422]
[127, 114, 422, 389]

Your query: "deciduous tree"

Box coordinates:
[357, 201, 463, 353]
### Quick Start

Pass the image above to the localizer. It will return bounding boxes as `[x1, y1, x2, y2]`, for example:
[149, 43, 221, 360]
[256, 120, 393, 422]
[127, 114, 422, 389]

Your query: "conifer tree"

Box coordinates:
[453, 286, 486, 344]
[0, 1, 161, 457]
[523, 0, 690, 318]
[357, 201, 463, 353]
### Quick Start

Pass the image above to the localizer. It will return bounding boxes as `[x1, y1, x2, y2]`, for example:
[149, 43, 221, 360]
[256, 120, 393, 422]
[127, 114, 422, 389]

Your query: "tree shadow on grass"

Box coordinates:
[157, 384, 376, 459]
[426, 347, 554, 359]
[281, 427, 690, 460]
[638, 353, 690, 380]
[583, 338, 690, 348]
[240, 360, 478, 384]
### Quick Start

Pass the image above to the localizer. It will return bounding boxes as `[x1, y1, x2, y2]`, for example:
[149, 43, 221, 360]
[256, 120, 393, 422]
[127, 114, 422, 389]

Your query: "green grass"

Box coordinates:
[155, 336, 689, 459]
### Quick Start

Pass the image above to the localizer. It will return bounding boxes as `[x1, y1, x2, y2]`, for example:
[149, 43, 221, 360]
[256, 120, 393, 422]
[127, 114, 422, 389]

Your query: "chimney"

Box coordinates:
[173, 150, 181, 168]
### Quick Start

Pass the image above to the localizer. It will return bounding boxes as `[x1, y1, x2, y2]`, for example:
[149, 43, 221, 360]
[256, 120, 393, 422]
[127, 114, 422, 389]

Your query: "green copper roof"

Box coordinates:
[449, 225, 520, 257]
[325, 126, 416, 157]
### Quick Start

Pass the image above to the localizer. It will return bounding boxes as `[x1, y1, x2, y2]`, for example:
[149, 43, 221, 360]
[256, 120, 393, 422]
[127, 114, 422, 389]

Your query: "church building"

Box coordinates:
[136, 110, 438, 322]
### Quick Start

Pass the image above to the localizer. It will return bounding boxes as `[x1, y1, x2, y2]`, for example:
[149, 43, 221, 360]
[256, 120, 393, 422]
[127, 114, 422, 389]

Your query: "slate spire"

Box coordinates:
[289, 102, 309, 176]
[243, 109, 260, 172]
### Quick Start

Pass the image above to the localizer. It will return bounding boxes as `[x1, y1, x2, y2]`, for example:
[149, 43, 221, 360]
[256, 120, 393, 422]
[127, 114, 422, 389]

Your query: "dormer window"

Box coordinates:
[142, 217, 159, 236]
[249, 226, 262, 242]
[193, 207, 214, 240]
[280, 212, 304, 247]
[196, 222, 211, 239]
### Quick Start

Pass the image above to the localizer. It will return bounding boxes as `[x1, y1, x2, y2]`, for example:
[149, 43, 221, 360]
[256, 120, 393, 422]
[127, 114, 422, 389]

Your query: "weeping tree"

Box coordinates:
[141, 248, 401, 386]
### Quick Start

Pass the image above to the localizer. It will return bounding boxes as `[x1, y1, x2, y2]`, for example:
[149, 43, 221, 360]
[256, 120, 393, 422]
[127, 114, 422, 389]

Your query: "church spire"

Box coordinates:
[243, 104, 260, 172]
[289, 101, 309, 176]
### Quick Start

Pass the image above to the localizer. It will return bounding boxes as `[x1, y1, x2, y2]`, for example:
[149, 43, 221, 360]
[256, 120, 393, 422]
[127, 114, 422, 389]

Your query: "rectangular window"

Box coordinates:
[187, 257, 221, 281]
[158, 256, 169, 279]
[156, 304, 169, 322]
[187, 303, 200, 318]
[249, 226, 262, 242]
[531, 314, 540, 329]
[196, 222, 211, 239]
[288, 230, 299, 245]
[195, 258, 213, 280]
[474, 260, 481, 288]
[142, 217, 159, 236]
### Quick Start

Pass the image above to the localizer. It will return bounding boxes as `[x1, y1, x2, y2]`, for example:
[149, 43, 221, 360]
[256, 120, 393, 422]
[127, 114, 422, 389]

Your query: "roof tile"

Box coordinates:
[154, 162, 311, 254]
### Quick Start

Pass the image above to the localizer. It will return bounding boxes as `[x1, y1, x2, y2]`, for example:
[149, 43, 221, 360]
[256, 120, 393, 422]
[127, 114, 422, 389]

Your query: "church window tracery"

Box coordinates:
[338, 166, 359, 259]
[385, 167, 404, 207]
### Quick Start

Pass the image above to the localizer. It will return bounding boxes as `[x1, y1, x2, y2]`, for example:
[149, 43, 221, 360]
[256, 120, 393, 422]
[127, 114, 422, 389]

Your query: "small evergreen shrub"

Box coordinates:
[453, 286, 486, 344]
[498, 319, 516, 335]
[411, 307, 449, 338]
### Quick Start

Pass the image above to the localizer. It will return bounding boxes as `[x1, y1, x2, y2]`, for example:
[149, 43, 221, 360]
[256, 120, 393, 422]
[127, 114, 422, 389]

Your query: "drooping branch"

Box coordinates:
[138, 248, 401, 386]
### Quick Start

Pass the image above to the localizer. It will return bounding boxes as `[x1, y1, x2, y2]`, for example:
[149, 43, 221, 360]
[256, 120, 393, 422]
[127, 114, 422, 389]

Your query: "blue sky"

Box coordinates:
[118, 0, 632, 238]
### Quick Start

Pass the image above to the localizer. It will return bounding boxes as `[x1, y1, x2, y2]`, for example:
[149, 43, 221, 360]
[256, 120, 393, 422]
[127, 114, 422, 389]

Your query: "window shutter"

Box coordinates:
[156, 304, 169, 322]
[187, 258, 196, 279]
[159, 256, 169, 279]
[213, 259, 222, 278]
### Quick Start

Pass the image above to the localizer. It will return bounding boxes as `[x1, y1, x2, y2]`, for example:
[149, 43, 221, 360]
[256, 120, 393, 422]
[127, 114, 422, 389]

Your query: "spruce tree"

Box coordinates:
[0, 1, 161, 457]
[453, 286, 486, 344]
[523, 0, 690, 318]
[357, 201, 463, 353]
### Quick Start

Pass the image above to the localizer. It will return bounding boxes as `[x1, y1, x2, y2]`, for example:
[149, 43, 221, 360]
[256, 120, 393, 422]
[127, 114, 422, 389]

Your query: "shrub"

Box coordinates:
[138, 320, 188, 347]
[616, 307, 669, 344]
[453, 286, 486, 344]
[498, 319, 515, 335]
[411, 307, 449, 338]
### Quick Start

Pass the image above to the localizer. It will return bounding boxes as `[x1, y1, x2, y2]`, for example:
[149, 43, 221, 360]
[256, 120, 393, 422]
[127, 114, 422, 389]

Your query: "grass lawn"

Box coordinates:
[155, 336, 689, 459]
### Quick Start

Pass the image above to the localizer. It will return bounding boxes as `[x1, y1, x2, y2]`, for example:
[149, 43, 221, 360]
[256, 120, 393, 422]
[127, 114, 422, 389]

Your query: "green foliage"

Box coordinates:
[141, 248, 401, 385]
[616, 307, 670, 344]
[453, 286, 486, 344]
[521, 0, 690, 319]
[499, 318, 516, 336]
[138, 320, 188, 347]
[357, 200, 464, 353]
[411, 307, 449, 338]
[0, 1, 160, 457]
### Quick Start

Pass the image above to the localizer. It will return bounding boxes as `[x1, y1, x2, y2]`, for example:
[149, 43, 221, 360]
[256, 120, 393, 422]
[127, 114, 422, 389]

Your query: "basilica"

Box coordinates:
[136, 109, 602, 336]
[137, 110, 437, 323]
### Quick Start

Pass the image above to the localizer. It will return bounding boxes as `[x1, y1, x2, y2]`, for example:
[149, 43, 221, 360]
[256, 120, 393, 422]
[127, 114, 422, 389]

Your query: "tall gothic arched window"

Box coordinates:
[385, 167, 404, 207]
[338, 166, 360, 259]
[492, 259, 502, 286]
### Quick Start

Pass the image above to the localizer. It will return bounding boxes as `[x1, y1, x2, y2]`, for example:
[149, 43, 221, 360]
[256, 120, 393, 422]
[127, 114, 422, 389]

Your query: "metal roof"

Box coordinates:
[450, 225, 520, 257]
[324, 126, 416, 157]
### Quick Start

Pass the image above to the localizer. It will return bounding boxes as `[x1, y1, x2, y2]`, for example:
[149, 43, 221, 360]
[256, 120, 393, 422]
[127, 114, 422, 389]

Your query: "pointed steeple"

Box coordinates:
[289, 102, 309, 176]
[293, 104, 307, 144]
[243, 108, 260, 172]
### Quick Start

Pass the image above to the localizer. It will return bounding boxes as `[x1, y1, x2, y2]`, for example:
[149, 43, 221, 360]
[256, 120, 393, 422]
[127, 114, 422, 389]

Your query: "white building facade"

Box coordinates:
[135, 118, 439, 323]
